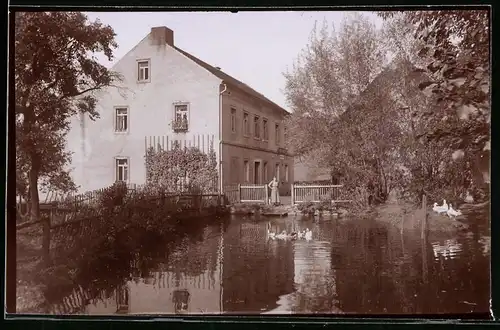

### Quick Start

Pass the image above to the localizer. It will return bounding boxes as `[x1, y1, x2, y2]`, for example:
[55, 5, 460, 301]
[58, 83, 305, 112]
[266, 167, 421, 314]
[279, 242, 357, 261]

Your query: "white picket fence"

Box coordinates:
[291, 184, 347, 205]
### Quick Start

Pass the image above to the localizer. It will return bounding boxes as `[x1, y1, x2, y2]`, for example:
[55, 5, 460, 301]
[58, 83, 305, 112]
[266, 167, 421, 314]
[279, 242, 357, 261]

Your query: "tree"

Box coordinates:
[379, 9, 490, 202]
[15, 12, 121, 221]
[284, 14, 395, 206]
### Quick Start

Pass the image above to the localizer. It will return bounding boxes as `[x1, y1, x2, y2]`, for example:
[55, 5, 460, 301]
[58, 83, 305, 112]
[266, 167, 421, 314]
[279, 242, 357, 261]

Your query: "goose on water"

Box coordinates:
[276, 230, 288, 240]
[297, 230, 306, 239]
[267, 223, 276, 239]
[304, 228, 312, 241]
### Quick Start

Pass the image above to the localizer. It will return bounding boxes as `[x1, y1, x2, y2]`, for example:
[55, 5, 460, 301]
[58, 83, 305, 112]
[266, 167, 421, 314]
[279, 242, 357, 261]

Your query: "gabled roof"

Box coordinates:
[174, 46, 290, 116]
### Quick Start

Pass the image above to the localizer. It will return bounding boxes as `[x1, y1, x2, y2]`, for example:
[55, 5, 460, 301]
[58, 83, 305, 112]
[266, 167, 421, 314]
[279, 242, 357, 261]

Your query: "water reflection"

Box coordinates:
[222, 219, 295, 313]
[479, 236, 491, 255]
[266, 237, 340, 314]
[432, 239, 463, 260]
[43, 214, 490, 316]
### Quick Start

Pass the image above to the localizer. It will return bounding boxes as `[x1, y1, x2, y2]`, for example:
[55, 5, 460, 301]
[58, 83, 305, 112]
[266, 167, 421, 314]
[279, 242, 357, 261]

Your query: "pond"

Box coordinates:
[42, 214, 490, 316]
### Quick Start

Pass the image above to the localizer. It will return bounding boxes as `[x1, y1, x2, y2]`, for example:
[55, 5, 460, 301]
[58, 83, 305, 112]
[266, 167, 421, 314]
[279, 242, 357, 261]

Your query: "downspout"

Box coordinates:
[219, 83, 228, 193]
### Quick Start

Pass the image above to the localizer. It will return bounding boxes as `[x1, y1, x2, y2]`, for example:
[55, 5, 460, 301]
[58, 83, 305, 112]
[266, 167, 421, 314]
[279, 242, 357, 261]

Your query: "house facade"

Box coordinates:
[220, 78, 293, 195]
[66, 26, 293, 194]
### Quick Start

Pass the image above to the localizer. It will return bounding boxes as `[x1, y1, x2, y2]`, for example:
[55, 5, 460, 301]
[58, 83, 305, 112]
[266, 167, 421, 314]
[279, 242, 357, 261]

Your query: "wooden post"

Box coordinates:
[421, 193, 427, 240]
[237, 184, 241, 203]
[291, 183, 295, 206]
[43, 205, 53, 267]
[264, 184, 269, 204]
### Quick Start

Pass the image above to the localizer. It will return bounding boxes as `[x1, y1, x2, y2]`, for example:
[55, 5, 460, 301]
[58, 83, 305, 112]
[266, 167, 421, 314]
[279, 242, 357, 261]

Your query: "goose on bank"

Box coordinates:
[447, 204, 462, 218]
[432, 202, 448, 214]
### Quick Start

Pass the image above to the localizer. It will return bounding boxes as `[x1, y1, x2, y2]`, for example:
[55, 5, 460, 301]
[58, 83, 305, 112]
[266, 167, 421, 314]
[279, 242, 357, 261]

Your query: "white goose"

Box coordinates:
[304, 228, 312, 241]
[446, 204, 462, 218]
[267, 223, 276, 240]
[276, 230, 288, 240]
[432, 202, 448, 215]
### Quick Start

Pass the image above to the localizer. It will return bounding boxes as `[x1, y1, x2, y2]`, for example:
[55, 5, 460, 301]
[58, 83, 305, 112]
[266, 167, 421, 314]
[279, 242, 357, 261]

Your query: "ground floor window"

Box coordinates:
[275, 163, 280, 181]
[285, 164, 289, 182]
[244, 160, 250, 183]
[115, 157, 129, 182]
[231, 157, 240, 183]
[263, 162, 268, 182]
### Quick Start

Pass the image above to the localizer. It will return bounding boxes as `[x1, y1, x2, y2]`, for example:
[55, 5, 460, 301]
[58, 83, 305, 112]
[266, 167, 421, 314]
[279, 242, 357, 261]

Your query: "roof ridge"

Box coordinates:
[173, 46, 290, 114]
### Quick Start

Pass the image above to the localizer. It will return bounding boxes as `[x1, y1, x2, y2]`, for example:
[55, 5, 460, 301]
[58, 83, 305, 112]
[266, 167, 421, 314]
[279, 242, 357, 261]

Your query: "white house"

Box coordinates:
[66, 26, 292, 194]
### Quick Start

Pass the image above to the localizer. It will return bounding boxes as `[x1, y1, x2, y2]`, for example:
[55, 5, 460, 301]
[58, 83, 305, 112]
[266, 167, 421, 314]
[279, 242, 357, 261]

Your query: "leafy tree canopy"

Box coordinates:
[15, 11, 121, 218]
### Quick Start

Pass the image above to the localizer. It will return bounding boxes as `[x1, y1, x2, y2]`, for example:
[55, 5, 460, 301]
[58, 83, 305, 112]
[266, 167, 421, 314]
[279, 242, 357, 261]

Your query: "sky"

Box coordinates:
[85, 11, 384, 111]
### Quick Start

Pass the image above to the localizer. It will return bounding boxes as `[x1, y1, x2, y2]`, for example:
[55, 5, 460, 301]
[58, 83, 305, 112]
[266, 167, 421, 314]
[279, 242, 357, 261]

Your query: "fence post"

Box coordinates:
[291, 183, 295, 206]
[237, 184, 241, 203]
[421, 193, 427, 240]
[264, 184, 269, 205]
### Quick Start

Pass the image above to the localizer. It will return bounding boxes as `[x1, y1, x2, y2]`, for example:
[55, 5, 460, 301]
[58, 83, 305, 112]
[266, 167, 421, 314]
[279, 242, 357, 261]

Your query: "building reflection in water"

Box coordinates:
[115, 284, 130, 314]
[84, 225, 224, 314]
[172, 289, 190, 314]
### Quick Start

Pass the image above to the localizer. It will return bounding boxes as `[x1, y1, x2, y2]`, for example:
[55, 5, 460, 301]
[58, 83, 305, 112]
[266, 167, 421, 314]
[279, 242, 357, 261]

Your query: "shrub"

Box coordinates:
[98, 182, 128, 212]
[297, 201, 316, 215]
[145, 144, 219, 194]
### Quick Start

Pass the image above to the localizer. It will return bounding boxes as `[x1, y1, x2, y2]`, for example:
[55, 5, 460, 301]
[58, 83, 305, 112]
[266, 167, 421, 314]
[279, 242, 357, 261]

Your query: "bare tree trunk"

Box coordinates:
[29, 154, 51, 266]
[376, 156, 388, 202]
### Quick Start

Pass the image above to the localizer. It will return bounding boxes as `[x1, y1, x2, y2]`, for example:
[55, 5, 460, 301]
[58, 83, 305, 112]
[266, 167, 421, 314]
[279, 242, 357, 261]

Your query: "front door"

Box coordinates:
[254, 161, 261, 184]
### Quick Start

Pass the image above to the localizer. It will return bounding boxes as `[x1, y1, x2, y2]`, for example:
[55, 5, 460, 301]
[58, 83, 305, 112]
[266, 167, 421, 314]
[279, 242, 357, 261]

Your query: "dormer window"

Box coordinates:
[172, 103, 189, 132]
[137, 59, 150, 82]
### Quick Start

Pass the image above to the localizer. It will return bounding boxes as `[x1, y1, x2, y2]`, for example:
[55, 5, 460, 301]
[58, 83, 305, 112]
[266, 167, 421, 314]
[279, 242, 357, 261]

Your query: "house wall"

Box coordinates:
[220, 87, 293, 195]
[66, 30, 222, 193]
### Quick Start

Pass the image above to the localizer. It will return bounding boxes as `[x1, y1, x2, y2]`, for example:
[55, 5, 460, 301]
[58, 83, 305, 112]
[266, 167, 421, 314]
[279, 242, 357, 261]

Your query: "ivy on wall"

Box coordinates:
[145, 142, 218, 194]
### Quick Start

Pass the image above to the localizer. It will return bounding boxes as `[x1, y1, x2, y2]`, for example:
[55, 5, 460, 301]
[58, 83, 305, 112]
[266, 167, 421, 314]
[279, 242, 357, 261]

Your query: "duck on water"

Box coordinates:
[267, 223, 312, 241]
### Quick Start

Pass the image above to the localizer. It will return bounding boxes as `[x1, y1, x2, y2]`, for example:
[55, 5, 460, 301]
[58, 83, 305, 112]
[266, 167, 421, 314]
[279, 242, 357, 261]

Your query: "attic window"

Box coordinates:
[137, 60, 150, 82]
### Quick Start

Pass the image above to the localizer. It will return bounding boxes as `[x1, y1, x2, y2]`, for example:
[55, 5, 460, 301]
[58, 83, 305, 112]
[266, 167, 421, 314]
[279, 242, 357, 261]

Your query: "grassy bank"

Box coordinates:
[16, 224, 46, 313]
[370, 201, 470, 234]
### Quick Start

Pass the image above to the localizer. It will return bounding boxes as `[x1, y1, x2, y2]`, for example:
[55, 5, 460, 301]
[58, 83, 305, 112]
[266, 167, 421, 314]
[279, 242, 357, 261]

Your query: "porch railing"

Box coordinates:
[291, 184, 346, 205]
[240, 184, 268, 204]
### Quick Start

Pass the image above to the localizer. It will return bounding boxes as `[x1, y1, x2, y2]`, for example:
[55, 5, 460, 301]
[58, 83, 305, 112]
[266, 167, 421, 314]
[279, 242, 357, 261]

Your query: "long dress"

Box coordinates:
[269, 179, 280, 205]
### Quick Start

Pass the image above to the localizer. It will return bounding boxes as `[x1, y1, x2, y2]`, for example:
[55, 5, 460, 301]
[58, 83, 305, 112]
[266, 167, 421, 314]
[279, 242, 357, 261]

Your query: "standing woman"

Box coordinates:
[268, 176, 280, 205]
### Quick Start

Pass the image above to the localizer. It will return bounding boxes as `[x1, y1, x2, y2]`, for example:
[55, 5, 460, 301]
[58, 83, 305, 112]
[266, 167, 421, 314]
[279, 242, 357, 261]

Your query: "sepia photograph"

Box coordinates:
[11, 7, 491, 317]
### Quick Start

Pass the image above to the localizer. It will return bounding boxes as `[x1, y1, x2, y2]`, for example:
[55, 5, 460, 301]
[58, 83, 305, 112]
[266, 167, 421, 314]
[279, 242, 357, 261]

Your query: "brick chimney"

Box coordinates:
[150, 26, 174, 46]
